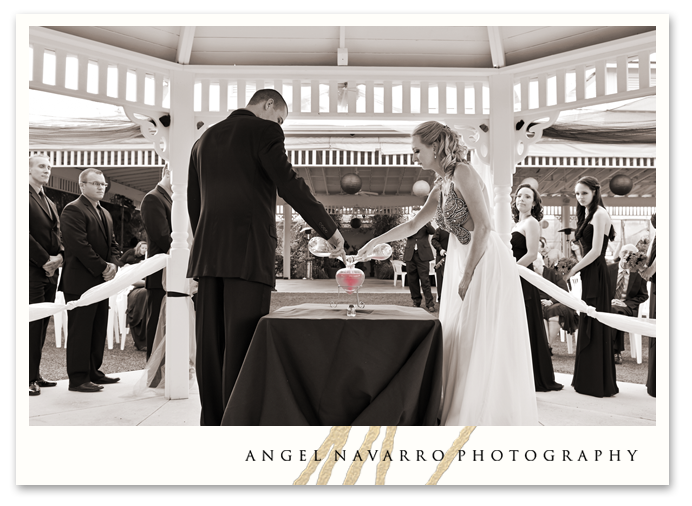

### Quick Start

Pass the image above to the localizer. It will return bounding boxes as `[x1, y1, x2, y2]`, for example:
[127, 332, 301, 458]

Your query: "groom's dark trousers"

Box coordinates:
[187, 107, 337, 426]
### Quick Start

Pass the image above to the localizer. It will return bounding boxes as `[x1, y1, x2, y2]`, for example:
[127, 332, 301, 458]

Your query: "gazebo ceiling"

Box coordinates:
[43, 25, 655, 68]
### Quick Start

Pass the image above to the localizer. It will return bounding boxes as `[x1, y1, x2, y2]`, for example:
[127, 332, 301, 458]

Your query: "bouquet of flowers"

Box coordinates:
[623, 250, 648, 273]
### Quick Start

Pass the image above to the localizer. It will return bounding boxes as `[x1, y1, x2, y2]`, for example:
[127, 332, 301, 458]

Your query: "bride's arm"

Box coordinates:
[358, 185, 440, 257]
[451, 163, 491, 300]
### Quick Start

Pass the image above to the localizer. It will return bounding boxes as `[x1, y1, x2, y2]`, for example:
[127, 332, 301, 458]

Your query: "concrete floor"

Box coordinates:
[28, 371, 654, 427]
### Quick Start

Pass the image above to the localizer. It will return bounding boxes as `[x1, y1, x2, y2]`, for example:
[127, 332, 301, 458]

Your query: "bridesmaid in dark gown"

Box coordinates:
[643, 213, 657, 397]
[511, 184, 563, 392]
[564, 177, 618, 397]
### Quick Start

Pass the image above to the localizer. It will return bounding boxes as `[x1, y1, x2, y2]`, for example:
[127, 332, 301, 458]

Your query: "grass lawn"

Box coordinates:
[38, 291, 651, 385]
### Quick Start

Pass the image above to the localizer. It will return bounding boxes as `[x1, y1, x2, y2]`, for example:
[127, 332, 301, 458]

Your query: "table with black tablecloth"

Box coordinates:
[220, 304, 443, 426]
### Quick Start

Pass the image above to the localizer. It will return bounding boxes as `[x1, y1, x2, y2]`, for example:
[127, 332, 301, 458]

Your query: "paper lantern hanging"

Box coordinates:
[412, 180, 431, 197]
[340, 173, 362, 194]
[350, 218, 362, 229]
[609, 175, 633, 196]
[541, 220, 550, 229]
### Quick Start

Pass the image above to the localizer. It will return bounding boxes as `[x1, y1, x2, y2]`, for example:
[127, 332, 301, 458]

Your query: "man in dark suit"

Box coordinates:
[29, 155, 63, 396]
[60, 168, 122, 392]
[607, 244, 649, 364]
[140, 164, 173, 357]
[187, 89, 345, 426]
[404, 222, 436, 312]
[431, 227, 449, 304]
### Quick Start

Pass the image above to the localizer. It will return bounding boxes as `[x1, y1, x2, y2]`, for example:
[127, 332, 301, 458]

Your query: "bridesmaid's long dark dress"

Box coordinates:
[511, 231, 563, 392]
[572, 224, 619, 397]
[646, 237, 656, 397]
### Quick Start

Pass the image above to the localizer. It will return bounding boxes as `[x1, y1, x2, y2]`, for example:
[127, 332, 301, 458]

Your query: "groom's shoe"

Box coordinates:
[29, 382, 40, 396]
[427, 305, 436, 313]
[412, 301, 421, 308]
[36, 376, 57, 388]
[614, 353, 622, 365]
[69, 382, 103, 393]
[93, 376, 120, 385]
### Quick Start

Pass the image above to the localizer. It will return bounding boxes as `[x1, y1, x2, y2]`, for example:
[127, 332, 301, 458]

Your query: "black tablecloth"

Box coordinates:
[221, 304, 443, 426]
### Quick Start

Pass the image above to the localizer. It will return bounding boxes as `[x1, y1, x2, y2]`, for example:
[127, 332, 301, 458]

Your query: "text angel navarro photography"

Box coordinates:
[244, 448, 640, 463]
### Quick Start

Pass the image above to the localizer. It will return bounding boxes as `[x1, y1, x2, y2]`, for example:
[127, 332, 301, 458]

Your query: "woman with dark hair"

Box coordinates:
[359, 121, 537, 425]
[641, 212, 656, 397]
[511, 184, 563, 392]
[564, 176, 618, 397]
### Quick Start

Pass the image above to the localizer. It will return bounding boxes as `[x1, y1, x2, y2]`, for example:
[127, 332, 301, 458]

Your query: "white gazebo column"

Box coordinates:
[165, 69, 195, 400]
[283, 204, 292, 279]
[488, 74, 516, 247]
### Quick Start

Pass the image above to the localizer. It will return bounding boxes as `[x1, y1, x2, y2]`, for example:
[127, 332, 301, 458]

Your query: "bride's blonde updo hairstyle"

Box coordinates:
[412, 121, 468, 179]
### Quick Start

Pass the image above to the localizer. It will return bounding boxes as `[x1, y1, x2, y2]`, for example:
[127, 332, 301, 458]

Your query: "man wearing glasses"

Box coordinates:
[59, 168, 122, 393]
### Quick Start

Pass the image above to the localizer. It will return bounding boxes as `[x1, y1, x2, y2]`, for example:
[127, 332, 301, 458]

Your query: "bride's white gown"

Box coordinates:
[437, 180, 538, 426]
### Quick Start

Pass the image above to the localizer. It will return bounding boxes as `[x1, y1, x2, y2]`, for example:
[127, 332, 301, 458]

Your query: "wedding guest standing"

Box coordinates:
[641, 212, 657, 397]
[29, 155, 63, 396]
[187, 89, 345, 426]
[140, 164, 173, 356]
[563, 176, 617, 398]
[511, 184, 562, 392]
[404, 223, 436, 312]
[607, 244, 648, 365]
[431, 226, 450, 304]
[60, 169, 122, 393]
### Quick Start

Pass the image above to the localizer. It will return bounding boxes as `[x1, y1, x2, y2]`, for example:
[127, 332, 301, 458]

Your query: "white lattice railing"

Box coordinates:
[29, 147, 165, 167]
[29, 27, 656, 124]
[190, 72, 490, 119]
[518, 155, 656, 169]
[29, 27, 174, 114]
[510, 32, 656, 116]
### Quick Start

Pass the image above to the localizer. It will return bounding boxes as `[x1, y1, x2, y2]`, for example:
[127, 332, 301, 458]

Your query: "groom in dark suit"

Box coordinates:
[29, 155, 63, 396]
[140, 164, 173, 357]
[188, 89, 345, 426]
[607, 244, 649, 364]
[60, 169, 122, 392]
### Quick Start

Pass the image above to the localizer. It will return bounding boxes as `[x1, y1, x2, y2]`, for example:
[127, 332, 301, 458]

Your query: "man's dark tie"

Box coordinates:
[615, 269, 629, 300]
[38, 190, 52, 219]
[97, 204, 109, 234]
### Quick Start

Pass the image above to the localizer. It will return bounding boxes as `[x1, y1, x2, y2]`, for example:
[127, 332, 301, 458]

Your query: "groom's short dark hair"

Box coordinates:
[247, 89, 287, 111]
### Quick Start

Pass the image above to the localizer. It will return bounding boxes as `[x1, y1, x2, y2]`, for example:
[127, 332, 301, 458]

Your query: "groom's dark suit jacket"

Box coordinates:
[59, 195, 121, 296]
[187, 109, 337, 286]
[141, 185, 172, 290]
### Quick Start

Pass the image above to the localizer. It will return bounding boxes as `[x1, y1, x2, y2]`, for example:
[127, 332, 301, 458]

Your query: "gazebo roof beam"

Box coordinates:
[176, 26, 196, 65]
[487, 27, 506, 69]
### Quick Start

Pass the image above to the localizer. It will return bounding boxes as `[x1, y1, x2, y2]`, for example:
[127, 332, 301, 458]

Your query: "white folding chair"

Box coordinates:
[391, 260, 406, 287]
[53, 290, 69, 348]
[429, 260, 437, 287]
[53, 269, 69, 348]
[629, 282, 651, 365]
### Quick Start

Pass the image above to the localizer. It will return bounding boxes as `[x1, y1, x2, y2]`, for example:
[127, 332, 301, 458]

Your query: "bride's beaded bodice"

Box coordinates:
[436, 180, 471, 245]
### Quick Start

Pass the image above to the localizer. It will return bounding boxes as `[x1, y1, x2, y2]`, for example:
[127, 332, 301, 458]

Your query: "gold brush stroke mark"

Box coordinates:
[375, 426, 397, 485]
[317, 426, 352, 485]
[426, 426, 477, 485]
[293, 426, 352, 485]
[343, 426, 381, 485]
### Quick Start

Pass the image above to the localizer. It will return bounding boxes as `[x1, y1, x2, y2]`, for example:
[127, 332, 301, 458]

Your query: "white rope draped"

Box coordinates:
[28, 254, 169, 322]
[28, 254, 656, 338]
[517, 265, 656, 337]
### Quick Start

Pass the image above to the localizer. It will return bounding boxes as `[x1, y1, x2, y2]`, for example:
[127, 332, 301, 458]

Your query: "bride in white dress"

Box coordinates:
[359, 121, 538, 426]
